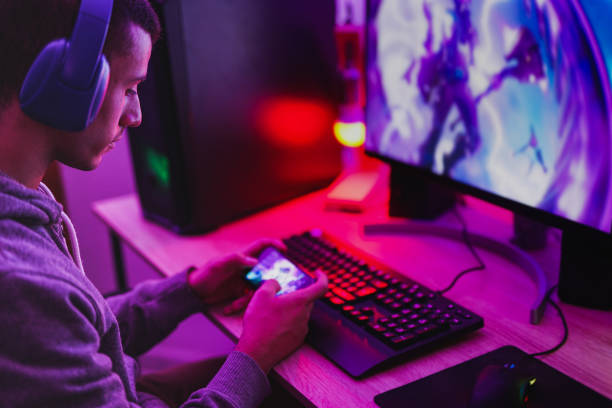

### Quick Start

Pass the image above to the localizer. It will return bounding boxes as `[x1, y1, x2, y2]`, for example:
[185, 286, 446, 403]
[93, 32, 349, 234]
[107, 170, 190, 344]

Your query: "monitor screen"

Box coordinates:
[365, 0, 612, 233]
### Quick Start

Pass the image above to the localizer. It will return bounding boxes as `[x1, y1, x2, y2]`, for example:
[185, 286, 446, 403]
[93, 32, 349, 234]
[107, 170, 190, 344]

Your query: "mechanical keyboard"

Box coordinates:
[282, 229, 484, 378]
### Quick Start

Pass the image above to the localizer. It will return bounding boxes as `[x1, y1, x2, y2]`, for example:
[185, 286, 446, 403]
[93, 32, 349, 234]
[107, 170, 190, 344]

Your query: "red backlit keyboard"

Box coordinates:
[283, 230, 484, 377]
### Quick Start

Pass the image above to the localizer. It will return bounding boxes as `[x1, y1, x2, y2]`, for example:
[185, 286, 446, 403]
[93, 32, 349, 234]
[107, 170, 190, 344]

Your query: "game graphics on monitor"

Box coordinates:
[366, 0, 612, 232]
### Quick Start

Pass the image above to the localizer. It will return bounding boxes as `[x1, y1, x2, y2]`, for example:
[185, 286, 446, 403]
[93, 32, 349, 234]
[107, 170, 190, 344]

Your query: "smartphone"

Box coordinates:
[244, 247, 314, 295]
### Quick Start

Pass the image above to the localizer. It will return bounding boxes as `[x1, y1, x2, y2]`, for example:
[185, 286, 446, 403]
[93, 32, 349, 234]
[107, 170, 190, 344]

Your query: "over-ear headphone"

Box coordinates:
[19, 0, 113, 132]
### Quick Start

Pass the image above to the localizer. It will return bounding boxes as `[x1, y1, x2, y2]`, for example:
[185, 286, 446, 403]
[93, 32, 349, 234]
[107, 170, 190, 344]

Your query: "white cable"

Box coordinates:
[38, 182, 85, 276]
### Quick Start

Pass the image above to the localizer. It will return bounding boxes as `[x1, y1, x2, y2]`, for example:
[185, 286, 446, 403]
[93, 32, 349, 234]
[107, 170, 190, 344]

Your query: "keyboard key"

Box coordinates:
[360, 307, 375, 315]
[372, 280, 389, 289]
[356, 286, 376, 297]
[367, 323, 386, 334]
[356, 315, 371, 324]
[382, 332, 396, 340]
[389, 334, 416, 348]
[332, 287, 356, 301]
[415, 324, 443, 338]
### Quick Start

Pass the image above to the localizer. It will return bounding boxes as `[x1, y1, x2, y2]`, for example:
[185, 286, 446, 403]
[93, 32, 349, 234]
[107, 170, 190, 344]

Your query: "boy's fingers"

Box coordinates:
[225, 253, 258, 269]
[257, 279, 281, 296]
[244, 239, 287, 257]
[239, 255, 258, 267]
[223, 292, 253, 315]
[295, 270, 329, 302]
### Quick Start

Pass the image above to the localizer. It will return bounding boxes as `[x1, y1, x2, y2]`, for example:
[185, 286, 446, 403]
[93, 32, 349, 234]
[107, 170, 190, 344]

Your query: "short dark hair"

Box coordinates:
[0, 0, 161, 108]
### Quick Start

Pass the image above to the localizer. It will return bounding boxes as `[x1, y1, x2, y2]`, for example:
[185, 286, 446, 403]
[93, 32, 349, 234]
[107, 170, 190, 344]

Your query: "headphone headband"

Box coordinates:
[61, 0, 113, 89]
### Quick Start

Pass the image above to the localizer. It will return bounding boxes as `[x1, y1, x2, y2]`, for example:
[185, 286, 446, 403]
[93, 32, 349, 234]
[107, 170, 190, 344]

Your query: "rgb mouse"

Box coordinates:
[468, 362, 537, 408]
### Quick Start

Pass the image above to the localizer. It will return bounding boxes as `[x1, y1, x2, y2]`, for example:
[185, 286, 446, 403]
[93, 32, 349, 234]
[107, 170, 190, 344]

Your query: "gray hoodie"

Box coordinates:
[0, 172, 270, 407]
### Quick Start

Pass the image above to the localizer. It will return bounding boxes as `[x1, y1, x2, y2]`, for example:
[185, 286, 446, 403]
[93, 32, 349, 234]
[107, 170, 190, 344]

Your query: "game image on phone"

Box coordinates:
[245, 247, 314, 295]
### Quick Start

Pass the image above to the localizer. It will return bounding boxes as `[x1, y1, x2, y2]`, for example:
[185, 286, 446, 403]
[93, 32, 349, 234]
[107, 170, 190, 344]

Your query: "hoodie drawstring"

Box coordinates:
[38, 182, 85, 276]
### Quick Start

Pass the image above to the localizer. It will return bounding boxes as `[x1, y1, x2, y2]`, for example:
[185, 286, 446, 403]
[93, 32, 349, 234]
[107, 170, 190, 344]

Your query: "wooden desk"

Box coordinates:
[93, 182, 612, 407]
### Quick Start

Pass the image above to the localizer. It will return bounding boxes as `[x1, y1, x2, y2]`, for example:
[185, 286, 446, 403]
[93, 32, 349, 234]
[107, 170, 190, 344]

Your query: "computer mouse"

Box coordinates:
[468, 362, 537, 408]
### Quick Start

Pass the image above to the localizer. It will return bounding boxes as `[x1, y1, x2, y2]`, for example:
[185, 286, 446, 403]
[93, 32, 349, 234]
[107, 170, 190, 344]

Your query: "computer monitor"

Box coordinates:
[365, 0, 612, 309]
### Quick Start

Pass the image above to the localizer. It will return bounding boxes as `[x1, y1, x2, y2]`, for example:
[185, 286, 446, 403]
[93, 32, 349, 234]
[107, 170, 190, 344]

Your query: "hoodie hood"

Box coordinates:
[0, 171, 63, 226]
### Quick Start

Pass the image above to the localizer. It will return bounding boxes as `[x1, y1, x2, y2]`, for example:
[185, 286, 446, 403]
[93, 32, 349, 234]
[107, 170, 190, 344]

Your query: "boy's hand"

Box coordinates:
[187, 239, 286, 306]
[235, 270, 329, 373]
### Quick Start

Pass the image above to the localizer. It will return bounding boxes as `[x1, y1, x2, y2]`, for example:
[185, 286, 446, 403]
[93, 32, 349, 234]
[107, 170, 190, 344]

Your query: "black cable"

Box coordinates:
[529, 285, 569, 357]
[434, 209, 569, 356]
[436, 208, 486, 295]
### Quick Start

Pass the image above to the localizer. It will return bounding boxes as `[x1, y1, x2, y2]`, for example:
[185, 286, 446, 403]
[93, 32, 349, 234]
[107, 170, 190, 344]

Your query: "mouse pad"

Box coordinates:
[374, 346, 611, 408]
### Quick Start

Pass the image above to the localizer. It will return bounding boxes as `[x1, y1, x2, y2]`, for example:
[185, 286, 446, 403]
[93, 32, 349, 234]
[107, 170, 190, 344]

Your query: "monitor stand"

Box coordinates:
[559, 226, 612, 310]
[511, 214, 548, 250]
[388, 165, 457, 220]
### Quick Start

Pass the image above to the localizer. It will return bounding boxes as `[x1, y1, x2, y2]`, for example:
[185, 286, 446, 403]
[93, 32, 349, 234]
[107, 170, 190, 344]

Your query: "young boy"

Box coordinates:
[0, 1, 327, 406]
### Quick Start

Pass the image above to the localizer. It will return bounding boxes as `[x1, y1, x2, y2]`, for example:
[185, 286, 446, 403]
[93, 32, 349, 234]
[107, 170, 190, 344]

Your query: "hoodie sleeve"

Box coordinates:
[0, 271, 270, 408]
[106, 269, 205, 357]
[0, 271, 135, 407]
[180, 351, 271, 408]
[137, 352, 271, 408]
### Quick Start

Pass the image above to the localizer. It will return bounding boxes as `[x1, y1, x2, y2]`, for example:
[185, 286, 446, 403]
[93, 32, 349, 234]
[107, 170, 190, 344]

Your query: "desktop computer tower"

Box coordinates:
[129, 0, 343, 234]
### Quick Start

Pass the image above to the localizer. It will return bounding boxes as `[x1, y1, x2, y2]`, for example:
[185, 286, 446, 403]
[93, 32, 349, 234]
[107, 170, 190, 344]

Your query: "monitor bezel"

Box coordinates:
[364, 0, 612, 237]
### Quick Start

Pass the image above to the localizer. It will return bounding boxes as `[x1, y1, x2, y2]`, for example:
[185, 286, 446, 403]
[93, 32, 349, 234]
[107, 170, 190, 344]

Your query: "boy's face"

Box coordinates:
[55, 23, 152, 170]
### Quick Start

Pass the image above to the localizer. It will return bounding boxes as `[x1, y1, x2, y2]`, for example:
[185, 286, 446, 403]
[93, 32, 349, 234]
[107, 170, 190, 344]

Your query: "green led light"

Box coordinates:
[529, 378, 537, 386]
[145, 148, 170, 190]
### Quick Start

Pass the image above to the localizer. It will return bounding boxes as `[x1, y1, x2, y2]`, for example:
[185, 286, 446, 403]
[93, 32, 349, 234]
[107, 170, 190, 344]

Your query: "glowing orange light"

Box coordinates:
[255, 97, 336, 147]
[333, 121, 365, 147]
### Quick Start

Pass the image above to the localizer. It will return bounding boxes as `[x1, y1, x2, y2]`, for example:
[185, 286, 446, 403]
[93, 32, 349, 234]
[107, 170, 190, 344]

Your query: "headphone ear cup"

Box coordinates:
[20, 39, 67, 111]
[19, 40, 111, 131]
